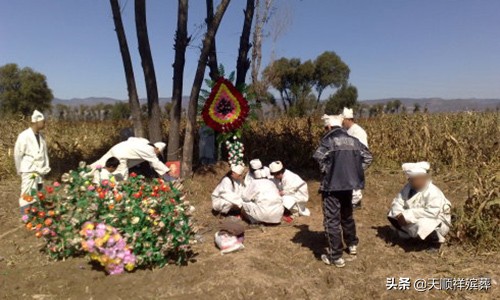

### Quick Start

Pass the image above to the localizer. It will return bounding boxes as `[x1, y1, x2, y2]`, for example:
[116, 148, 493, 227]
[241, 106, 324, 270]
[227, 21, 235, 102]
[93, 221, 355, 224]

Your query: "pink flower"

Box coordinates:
[53, 182, 61, 187]
[101, 180, 109, 186]
[88, 185, 95, 191]
[95, 165, 103, 170]
[21, 215, 29, 222]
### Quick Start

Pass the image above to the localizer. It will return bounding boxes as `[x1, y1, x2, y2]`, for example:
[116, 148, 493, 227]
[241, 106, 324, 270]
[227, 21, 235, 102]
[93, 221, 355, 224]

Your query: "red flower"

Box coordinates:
[130, 172, 137, 178]
[45, 186, 54, 194]
[37, 192, 45, 201]
[170, 198, 176, 204]
[38, 211, 46, 218]
[98, 191, 106, 199]
[133, 192, 142, 199]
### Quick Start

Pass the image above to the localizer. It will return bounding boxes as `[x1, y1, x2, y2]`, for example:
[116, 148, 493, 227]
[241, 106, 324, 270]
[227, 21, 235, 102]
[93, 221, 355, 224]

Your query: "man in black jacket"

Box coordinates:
[313, 114, 373, 267]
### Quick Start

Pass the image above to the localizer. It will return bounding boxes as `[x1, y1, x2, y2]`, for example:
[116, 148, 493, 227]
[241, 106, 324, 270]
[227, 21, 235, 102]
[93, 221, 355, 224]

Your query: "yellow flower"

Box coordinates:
[125, 263, 135, 271]
[102, 233, 110, 243]
[90, 253, 99, 261]
[95, 238, 104, 247]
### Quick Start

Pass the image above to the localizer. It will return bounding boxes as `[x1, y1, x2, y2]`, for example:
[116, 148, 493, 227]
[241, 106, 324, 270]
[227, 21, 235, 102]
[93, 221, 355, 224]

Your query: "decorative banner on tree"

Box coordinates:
[201, 78, 249, 133]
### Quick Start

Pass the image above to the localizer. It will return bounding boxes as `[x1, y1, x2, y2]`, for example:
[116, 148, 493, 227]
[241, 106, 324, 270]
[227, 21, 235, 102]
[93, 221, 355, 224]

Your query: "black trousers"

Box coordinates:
[322, 190, 359, 260]
[387, 216, 440, 243]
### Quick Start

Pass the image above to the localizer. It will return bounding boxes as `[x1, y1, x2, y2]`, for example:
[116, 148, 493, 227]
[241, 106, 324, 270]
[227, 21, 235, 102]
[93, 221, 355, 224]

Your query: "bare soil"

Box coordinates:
[0, 166, 498, 300]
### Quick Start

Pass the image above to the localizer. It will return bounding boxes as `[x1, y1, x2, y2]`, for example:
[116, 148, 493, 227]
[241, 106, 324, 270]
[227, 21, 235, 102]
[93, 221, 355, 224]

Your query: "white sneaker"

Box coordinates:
[348, 245, 357, 255]
[321, 254, 345, 268]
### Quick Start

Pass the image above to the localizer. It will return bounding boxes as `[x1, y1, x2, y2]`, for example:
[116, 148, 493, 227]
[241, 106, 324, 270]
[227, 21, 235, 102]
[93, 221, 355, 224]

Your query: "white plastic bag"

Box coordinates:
[214, 231, 245, 255]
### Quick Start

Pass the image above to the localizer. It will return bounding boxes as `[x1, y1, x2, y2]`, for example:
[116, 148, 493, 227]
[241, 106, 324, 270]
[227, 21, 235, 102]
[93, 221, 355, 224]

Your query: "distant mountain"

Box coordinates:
[52, 97, 191, 109]
[360, 98, 500, 113]
[52, 97, 500, 113]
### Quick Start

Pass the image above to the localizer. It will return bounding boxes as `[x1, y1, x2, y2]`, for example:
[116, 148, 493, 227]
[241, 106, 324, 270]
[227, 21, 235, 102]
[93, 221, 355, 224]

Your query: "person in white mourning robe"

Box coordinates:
[92, 157, 120, 185]
[243, 158, 271, 187]
[91, 137, 169, 181]
[212, 164, 245, 214]
[269, 161, 311, 217]
[388, 162, 452, 251]
[14, 110, 51, 214]
[342, 107, 369, 209]
[241, 169, 284, 224]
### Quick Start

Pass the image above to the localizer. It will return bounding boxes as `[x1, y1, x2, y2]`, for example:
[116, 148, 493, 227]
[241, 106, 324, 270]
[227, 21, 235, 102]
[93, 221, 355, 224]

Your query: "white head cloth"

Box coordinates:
[321, 114, 343, 127]
[31, 110, 45, 123]
[249, 159, 263, 170]
[402, 161, 431, 177]
[231, 164, 245, 175]
[342, 107, 354, 119]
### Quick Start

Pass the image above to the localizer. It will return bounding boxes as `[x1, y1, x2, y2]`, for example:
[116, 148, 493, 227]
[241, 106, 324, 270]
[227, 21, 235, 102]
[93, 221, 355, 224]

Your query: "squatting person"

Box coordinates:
[387, 161, 452, 252]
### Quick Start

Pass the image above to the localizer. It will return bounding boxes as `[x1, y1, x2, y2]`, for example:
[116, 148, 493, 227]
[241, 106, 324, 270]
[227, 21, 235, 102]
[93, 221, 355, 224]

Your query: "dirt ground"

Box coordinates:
[0, 166, 498, 300]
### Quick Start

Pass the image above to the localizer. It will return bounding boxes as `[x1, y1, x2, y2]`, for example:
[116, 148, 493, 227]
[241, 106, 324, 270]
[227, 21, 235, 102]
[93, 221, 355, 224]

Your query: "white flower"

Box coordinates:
[131, 217, 140, 224]
[79, 161, 87, 169]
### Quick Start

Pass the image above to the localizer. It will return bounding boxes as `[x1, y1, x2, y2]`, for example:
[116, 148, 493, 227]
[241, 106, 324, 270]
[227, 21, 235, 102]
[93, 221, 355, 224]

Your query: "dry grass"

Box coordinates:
[1, 112, 499, 250]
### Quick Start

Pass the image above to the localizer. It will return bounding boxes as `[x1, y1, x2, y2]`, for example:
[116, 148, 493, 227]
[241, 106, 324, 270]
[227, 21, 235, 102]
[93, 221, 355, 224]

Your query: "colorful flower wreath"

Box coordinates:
[201, 78, 249, 133]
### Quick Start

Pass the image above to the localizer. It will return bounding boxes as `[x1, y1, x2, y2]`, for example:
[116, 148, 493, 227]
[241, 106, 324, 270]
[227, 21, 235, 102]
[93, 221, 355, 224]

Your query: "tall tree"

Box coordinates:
[324, 84, 358, 115]
[235, 0, 255, 88]
[0, 63, 53, 116]
[206, 0, 220, 81]
[110, 0, 144, 137]
[135, 0, 163, 142]
[250, 0, 273, 98]
[313, 51, 350, 103]
[167, 0, 190, 161]
[181, 0, 231, 177]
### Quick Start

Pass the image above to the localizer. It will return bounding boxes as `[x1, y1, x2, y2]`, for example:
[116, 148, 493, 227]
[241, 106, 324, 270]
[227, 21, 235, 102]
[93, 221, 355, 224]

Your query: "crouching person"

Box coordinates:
[211, 165, 245, 215]
[241, 169, 284, 224]
[269, 161, 310, 217]
[388, 162, 451, 251]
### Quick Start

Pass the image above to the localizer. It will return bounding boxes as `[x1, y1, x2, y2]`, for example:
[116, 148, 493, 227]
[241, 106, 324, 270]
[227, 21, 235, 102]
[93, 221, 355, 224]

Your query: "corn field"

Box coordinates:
[0, 112, 498, 250]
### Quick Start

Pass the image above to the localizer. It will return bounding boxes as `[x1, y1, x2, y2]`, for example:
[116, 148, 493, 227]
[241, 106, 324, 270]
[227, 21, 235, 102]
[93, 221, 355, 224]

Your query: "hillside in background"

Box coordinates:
[52, 97, 500, 113]
[360, 98, 500, 113]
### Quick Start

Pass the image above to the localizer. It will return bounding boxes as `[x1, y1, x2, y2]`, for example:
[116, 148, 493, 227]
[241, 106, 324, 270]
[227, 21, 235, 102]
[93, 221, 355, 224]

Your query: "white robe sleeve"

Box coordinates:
[388, 192, 405, 218]
[282, 172, 306, 195]
[214, 177, 243, 207]
[401, 191, 444, 224]
[135, 145, 170, 176]
[14, 134, 26, 174]
[242, 182, 258, 202]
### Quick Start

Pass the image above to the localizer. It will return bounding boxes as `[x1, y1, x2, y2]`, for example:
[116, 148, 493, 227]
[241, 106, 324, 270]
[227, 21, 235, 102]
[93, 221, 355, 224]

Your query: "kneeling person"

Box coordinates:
[93, 157, 120, 185]
[388, 162, 451, 251]
[269, 161, 310, 217]
[241, 169, 284, 224]
[211, 165, 245, 214]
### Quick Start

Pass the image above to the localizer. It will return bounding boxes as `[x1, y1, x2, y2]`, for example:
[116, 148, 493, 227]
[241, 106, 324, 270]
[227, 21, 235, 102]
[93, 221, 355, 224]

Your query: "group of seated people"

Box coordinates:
[211, 159, 310, 224]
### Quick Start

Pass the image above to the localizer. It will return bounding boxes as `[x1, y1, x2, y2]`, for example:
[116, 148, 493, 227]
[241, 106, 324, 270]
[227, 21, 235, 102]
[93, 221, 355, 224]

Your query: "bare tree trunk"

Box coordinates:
[181, 0, 231, 177]
[135, 0, 163, 142]
[167, 0, 190, 161]
[251, 0, 272, 120]
[235, 0, 255, 88]
[206, 0, 220, 81]
[110, 0, 144, 137]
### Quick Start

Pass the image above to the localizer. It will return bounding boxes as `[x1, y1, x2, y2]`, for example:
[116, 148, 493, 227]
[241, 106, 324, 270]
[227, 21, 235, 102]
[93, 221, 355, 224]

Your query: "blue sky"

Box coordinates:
[1, 0, 499, 100]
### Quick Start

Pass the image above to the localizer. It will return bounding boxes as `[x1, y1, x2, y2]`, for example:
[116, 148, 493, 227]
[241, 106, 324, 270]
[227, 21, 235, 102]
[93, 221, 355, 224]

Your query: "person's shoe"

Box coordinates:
[353, 202, 362, 210]
[426, 243, 441, 253]
[321, 255, 345, 268]
[348, 245, 357, 255]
